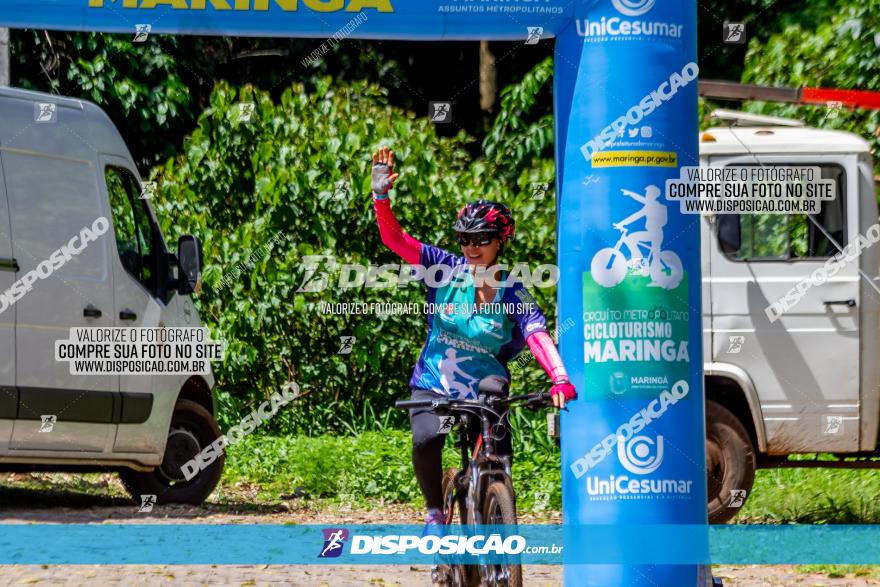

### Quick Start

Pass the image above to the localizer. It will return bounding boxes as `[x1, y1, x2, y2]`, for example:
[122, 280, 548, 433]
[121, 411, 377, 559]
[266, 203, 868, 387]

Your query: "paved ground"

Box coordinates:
[3, 563, 879, 586]
[0, 473, 878, 586]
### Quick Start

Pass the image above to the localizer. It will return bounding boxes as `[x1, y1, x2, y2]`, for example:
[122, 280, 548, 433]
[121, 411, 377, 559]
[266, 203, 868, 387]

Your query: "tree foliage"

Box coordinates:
[11, 31, 194, 168]
[152, 73, 556, 434]
[739, 0, 880, 170]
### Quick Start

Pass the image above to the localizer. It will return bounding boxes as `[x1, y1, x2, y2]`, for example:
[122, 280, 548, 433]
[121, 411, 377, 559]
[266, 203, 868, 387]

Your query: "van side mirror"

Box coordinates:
[177, 235, 202, 295]
[717, 214, 741, 255]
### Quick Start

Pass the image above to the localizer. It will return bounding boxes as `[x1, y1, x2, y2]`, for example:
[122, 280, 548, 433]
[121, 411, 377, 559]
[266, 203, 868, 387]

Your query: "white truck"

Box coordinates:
[699, 110, 880, 522]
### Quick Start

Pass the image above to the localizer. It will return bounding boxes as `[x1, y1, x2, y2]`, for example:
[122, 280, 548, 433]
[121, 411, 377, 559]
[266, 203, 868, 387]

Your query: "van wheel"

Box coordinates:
[706, 400, 756, 524]
[119, 399, 224, 506]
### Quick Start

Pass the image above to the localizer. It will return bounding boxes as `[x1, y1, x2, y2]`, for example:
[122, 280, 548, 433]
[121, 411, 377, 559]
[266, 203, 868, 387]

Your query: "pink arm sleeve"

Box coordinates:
[373, 197, 422, 266]
[526, 331, 569, 382]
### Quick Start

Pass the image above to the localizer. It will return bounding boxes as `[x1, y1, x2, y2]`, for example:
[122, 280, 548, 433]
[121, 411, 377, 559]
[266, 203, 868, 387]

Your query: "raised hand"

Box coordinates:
[371, 146, 400, 196]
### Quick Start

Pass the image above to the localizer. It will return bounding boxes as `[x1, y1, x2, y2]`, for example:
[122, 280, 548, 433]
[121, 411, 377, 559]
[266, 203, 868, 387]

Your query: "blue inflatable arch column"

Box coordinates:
[0, 1, 706, 584]
[554, 1, 707, 584]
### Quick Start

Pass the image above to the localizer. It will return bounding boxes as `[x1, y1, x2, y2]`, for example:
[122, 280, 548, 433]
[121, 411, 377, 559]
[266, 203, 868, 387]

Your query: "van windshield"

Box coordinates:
[106, 166, 162, 295]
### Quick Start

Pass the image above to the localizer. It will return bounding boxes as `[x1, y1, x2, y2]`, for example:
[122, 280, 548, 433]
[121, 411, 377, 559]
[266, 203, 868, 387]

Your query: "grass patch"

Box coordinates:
[797, 565, 880, 580]
[224, 429, 562, 512]
[738, 465, 880, 524]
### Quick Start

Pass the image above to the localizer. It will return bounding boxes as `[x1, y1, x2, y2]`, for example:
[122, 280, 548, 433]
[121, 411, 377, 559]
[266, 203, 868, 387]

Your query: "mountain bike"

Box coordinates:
[395, 383, 553, 587]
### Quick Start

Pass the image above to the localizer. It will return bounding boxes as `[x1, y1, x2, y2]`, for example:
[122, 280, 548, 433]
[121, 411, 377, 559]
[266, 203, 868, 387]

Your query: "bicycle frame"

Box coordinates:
[394, 391, 551, 587]
[452, 401, 514, 526]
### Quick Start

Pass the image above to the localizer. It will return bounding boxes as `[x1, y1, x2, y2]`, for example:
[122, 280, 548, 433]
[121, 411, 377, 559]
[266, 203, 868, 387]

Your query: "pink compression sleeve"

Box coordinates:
[373, 197, 422, 266]
[527, 331, 569, 382]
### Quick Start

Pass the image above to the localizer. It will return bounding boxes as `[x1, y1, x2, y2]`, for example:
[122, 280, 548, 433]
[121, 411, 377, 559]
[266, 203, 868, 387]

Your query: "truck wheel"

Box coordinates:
[119, 399, 224, 506]
[706, 400, 755, 524]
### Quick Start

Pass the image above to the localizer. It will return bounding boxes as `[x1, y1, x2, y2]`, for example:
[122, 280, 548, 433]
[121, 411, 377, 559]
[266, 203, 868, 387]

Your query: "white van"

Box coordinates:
[0, 87, 222, 504]
[700, 110, 880, 522]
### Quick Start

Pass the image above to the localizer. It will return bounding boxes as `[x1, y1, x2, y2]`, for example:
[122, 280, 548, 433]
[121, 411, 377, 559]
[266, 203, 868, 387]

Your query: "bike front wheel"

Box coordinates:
[481, 481, 522, 587]
[441, 468, 476, 587]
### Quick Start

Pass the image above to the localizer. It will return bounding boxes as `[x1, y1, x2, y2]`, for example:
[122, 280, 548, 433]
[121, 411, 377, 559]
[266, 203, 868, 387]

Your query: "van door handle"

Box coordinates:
[83, 305, 102, 318]
[119, 309, 138, 321]
[824, 299, 856, 307]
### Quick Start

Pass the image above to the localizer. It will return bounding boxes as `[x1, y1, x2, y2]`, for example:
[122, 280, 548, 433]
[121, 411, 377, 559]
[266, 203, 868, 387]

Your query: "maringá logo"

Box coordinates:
[319, 528, 349, 558]
[611, 0, 655, 16]
[617, 434, 664, 474]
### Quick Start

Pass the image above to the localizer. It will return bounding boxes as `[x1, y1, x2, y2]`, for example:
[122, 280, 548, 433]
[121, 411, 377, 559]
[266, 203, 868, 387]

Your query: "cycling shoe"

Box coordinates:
[431, 563, 451, 586]
[423, 510, 447, 538]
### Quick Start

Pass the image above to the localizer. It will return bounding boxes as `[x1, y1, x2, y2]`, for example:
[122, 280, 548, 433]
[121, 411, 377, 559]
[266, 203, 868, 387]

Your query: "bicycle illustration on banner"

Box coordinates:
[590, 185, 683, 290]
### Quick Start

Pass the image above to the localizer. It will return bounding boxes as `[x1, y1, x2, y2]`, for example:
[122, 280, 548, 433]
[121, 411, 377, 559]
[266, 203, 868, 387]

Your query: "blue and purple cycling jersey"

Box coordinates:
[409, 244, 547, 399]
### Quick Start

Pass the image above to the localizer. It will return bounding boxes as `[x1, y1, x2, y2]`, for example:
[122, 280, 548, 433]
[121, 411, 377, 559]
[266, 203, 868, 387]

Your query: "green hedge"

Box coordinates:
[151, 72, 557, 434]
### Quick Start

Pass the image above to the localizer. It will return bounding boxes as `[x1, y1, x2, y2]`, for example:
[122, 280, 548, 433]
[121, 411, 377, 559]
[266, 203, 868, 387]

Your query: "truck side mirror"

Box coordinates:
[177, 235, 202, 295]
[717, 214, 741, 255]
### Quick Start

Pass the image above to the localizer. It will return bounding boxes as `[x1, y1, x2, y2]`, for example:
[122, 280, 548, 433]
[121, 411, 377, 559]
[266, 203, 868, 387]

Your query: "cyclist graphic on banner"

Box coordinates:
[438, 348, 479, 398]
[590, 184, 683, 289]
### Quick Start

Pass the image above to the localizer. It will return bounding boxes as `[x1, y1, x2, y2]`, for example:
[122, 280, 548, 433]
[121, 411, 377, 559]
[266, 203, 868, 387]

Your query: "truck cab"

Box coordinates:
[699, 110, 880, 522]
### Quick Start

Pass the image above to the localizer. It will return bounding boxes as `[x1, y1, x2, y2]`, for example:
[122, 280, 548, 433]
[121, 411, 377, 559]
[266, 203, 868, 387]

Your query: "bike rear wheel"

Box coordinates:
[481, 481, 522, 587]
[590, 247, 627, 287]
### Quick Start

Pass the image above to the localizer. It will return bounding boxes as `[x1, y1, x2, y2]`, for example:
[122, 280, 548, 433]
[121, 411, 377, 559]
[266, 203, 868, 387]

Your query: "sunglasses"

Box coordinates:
[457, 233, 496, 247]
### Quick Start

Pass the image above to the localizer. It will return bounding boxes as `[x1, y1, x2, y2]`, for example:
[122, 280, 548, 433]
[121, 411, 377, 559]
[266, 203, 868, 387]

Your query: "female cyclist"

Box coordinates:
[370, 146, 577, 528]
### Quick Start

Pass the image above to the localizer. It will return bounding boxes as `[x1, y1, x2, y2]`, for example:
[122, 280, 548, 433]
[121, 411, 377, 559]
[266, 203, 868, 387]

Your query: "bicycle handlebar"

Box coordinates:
[394, 398, 450, 410]
[394, 392, 552, 411]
